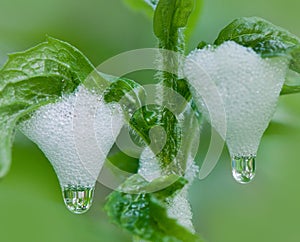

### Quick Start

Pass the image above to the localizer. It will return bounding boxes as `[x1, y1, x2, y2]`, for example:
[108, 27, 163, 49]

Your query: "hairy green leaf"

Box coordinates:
[130, 104, 182, 168]
[104, 77, 145, 120]
[105, 81, 200, 173]
[152, 1, 196, 175]
[153, 0, 196, 101]
[105, 174, 202, 242]
[104, 80, 186, 171]
[214, 17, 300, 95]
[214, 17, 300, 57]
[0, 37, 95, 177]
[153, 0, 194, 51]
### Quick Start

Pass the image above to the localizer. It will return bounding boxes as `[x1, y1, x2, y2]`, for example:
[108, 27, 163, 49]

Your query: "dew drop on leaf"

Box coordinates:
[231, 155, 256, 184]
[62, 185, 95, 214]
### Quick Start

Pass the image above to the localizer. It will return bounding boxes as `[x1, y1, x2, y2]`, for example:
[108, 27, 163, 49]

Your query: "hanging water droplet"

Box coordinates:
[62, 185, 95, 214]
[231, 155, 256, 184]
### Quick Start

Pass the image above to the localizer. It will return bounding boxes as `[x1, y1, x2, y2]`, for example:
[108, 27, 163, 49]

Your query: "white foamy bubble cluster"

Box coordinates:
[165, 155, 198, 232]
[19, 85, 123, 188]
[138, 148, 198, 232]
[185, 41, 288, 157]
[166, 188, 195, 232]
[138, 147, 162, 182]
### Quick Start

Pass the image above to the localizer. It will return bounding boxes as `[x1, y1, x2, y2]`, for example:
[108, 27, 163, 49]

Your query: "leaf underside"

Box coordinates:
[214, 16, 300, 95]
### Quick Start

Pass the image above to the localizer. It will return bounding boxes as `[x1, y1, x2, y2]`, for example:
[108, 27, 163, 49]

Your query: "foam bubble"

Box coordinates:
[166, 188, 195, 232]
[165, 156, 198, 232]
[185, 41, 288, 157]
[19, 85, 123, 188]
[139, 148, 198, 232]
[138, 147, 162, 182]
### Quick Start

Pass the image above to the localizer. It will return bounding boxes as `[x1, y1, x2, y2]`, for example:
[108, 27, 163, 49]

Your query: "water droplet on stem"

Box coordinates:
[231, 155, 256, 184]
[62, 185, 95, 214]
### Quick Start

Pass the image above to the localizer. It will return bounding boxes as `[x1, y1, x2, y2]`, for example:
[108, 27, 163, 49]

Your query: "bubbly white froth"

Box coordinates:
[185, 41, 288, 157]
[138, 147, 162, 182]
[19, 86, 123, 187]
[139, 148, 198, 232]
[165, 156, 198, 232]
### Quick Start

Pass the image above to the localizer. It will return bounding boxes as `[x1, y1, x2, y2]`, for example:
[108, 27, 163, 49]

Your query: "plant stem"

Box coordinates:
[154, 27, 187, 173]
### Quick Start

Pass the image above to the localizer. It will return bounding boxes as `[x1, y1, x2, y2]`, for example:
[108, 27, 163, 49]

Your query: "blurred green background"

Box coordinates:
[1, 0, 300, 242]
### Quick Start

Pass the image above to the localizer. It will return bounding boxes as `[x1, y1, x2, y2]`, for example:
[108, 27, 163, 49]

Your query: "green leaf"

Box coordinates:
[105, 80, 200, 174]
[104, 77, 145, 120]
[130, 104, 182, 168]
[214, 17, 300, 57]
[214, 17, 300, 95]
[197, 41, 209, 49]
[104, 80, 186, 171]
[123, 0, 158, 18]
[0, 37, 95, 177]
[153, 0, 195, 92]
[152, 1, 196, 174]
[107, 146, 139, 174]
[105, 174, 202, 242]
[185, 0, 203, 43]
[153, 0, 194, 51]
